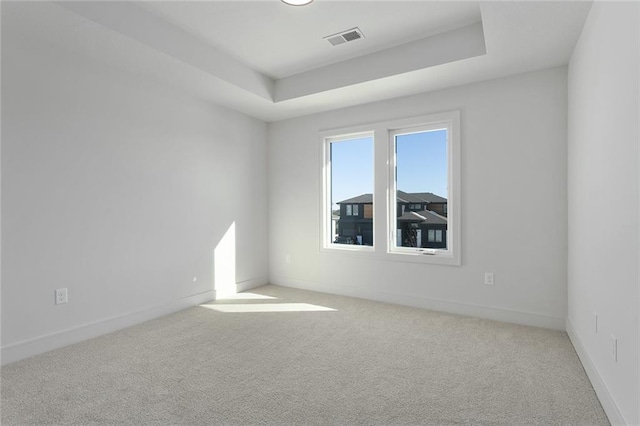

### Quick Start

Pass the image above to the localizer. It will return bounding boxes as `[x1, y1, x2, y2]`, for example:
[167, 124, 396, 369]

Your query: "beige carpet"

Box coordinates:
[2, 285, 608, 425]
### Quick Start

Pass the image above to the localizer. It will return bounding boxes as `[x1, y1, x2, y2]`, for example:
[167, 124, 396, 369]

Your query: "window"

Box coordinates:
[345, 204, 360, 216]
[322, 133, 374, 248]
[427, 229, 443, 243]
[321, 111, 459, 265]
[391, 125, 448, 251]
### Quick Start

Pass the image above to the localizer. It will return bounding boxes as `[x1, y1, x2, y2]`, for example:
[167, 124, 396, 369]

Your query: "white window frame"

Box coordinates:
[320, 131, 375, 253]
[388, 114, 460, 265]
[320, 111, 460, 265]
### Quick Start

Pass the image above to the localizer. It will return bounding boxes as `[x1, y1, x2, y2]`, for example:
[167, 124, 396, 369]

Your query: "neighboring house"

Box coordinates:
[397, 191, 447, 217]
[331, 209, 340, 241]
[396, 209, 447, 249]
[335, 193, 374, 245]
[336, 191, 447, 248]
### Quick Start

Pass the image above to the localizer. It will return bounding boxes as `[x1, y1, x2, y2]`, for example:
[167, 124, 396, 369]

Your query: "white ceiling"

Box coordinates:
[2, 1, 592, 122]
[138, 1, 482, 79]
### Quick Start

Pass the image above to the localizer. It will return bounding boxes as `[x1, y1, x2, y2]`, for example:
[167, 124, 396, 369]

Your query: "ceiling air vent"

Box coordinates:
[324, 27, 365, 46]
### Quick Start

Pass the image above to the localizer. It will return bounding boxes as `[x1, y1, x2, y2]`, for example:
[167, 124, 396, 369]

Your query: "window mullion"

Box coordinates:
[373, 127, 389, 256]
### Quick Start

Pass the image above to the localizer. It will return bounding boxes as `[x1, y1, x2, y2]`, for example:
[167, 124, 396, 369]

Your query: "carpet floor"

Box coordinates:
[2, 285, 608, 425]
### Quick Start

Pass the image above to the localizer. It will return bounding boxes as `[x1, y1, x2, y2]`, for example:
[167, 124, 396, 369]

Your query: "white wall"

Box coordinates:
[567, 2, 639, 424]
[1, 13, 268, 364]
[268, 67, 568, 330]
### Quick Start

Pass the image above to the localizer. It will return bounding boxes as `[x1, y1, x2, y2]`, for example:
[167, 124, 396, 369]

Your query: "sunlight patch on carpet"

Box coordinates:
[199, 303, 336, 313]
[216, 293, 277, 300]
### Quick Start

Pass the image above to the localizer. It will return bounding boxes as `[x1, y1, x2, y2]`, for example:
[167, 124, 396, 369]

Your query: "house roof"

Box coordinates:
[396, 191, 425, 203]
[409, 192, 447, 203]
[397, 211, 428, 222]
[337, 193, 373, 204]
[397, 210, 448, 225]
[338, 191, 446, 205]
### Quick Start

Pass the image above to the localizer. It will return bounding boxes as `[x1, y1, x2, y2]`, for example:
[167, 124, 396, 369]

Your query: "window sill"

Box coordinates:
[321, 245, 375, 255]
[320, 245, 460, 266]
[385, 250, 460, 266]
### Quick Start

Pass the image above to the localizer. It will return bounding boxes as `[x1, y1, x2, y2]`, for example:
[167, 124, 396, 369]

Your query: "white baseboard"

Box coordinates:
[1, 289, 216, 366]
[236, 276, 269, 293]
[566, 317, 626, 425]
[270, 275, 566, 331]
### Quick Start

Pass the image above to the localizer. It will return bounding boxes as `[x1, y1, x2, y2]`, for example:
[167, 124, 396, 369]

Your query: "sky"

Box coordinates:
[330, 130, 447, 209]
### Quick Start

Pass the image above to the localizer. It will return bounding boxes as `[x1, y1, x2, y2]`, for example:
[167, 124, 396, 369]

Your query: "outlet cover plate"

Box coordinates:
[55, 288, 68, 305]
[484, 272, 495, 286]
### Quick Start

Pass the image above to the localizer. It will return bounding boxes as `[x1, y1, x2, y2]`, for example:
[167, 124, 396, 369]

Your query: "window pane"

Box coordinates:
[395, 129, 448, 249]
[331, 136, 374, 246]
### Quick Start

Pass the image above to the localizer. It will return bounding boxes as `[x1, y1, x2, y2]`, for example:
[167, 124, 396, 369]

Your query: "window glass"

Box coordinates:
[329, 135, 374, 246]
[394, 129, 448, 250]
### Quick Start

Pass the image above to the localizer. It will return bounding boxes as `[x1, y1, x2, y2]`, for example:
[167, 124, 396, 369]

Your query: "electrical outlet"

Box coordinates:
[55, 288, 68, 305]
[611, 335, 617, 362]
[285, 254, 291, 264]
[484, 272, 494, 286]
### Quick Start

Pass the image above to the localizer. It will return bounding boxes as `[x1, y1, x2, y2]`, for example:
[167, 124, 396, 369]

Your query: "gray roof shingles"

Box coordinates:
[397, 209, 447, 224]
[338, 191, 446, 205]
[337, 193, 373, 204]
